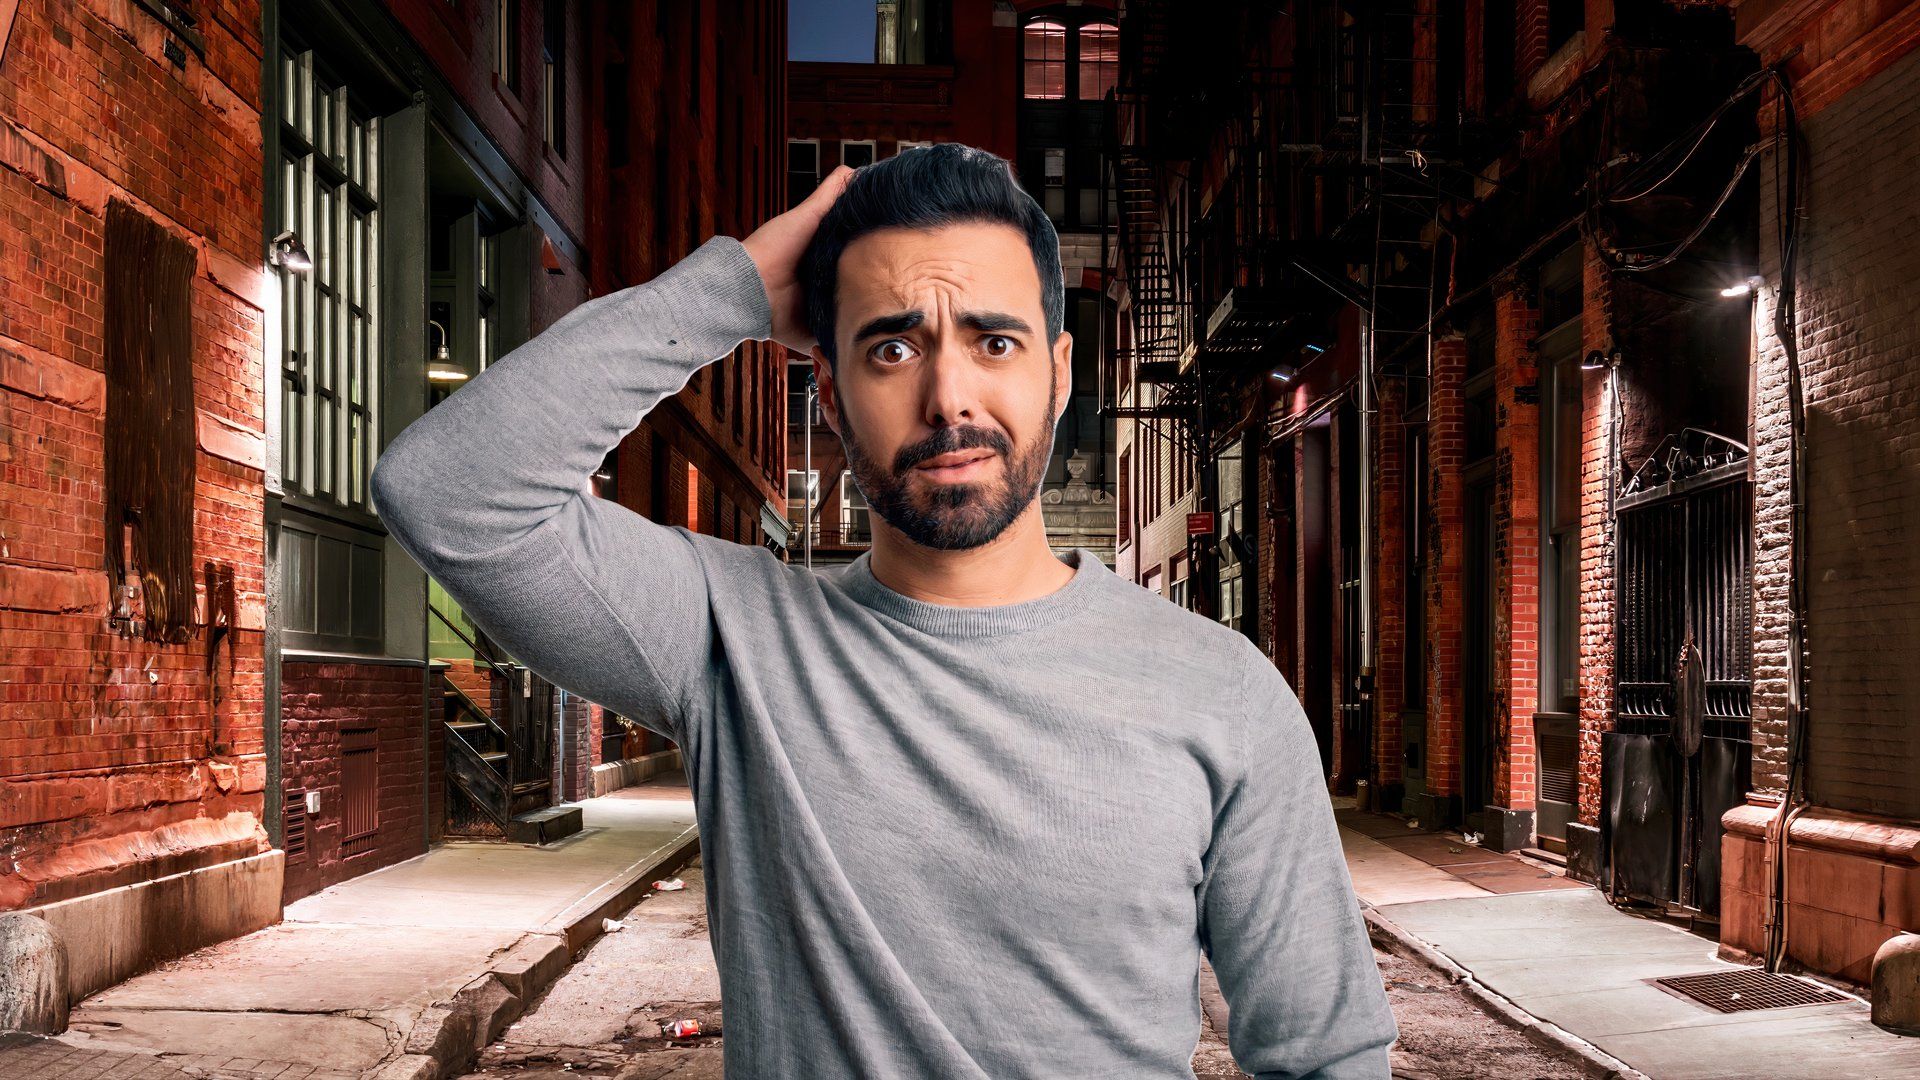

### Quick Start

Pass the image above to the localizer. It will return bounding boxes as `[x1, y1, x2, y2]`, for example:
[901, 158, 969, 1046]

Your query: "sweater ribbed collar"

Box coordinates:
[837, 546, 1107, 639]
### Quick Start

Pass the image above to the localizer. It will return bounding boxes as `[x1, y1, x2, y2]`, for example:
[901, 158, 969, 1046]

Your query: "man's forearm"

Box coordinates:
[370, 235, 774, 568]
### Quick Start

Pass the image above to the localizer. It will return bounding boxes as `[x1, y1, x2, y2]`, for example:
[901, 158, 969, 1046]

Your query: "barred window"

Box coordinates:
[277, 46, 380, 512]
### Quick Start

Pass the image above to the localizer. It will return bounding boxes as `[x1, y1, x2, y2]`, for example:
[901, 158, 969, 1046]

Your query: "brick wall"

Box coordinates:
[0, 0, 271, 910]
[1575, 246, 1618, 828]
[381, 0, 590, 250]
[1492, 288, 1541, 812]
[1751, 35, 1920, 820]
[1423, 336, 1468, 800]
[280, 660, 431, 904]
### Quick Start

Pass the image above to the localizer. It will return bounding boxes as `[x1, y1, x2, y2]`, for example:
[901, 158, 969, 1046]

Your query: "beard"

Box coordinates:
[839, 376, 1058, 552]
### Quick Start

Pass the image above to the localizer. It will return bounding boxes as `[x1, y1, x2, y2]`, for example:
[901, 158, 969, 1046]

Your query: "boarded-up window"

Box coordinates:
[105, 198, 198, 643]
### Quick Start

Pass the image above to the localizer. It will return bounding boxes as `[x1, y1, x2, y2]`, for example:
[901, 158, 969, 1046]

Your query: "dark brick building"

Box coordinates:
[1116, 0, 1920, 990]
[1718, 0, 1920, 986]
[1107, 0, 1915, 990]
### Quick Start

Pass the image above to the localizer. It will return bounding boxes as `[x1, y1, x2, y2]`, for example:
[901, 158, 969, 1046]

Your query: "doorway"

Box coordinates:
[1463, 467, 1497, 822]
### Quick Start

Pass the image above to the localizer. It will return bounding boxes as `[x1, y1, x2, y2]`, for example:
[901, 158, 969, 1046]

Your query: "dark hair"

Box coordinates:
[801, 142, 1064, 369]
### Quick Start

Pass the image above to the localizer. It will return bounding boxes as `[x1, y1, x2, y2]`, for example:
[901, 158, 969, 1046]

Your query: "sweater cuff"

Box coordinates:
[644, 234, 776, 361]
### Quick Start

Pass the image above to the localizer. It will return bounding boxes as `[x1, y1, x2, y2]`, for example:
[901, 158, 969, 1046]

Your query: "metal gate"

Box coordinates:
[1602, 430, 1753, 914]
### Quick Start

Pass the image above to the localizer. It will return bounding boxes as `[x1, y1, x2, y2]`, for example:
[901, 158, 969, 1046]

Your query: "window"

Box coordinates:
[787, 139, 819, 207]
[841, 473, 871, 544]
[494, 0, 519, 95]
[1216, 437, 1247, 633]
[1042, 147, 1066, 220]
[1543, 352, 1583, 711]
[1023, 20, 1065, 99]
[277, 46, 380, 514]
[895, 140, 932, 154]
[788, 469, 819, 543]
[1077, 22, 1117, 101]
[1020, 14, 1112, 229]
[1169, 555, 1190, 611]
[841, 140, 876, 169]
[542, 0, 565, 156]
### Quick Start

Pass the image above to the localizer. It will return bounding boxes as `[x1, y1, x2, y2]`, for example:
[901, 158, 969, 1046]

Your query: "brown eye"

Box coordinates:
[983, 335, 1014, 357]
[872, 339, 914, 365]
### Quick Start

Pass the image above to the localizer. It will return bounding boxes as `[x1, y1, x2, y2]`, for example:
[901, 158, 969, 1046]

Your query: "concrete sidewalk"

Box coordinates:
[3, 775, 698, 1080]
[1342, 809, 1920, 1079]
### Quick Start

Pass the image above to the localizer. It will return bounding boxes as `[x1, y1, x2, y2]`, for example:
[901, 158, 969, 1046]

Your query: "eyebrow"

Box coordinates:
[852, 309, 1034, 344]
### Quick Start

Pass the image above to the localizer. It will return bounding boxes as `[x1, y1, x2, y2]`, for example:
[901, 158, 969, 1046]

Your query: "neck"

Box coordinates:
[865, 506, 1074, 607]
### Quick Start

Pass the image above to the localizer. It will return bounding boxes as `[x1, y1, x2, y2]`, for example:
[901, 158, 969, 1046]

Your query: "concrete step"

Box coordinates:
[508, 804, 583, 845]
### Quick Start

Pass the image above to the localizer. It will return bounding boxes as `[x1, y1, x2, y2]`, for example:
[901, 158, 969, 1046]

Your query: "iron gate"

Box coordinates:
[1602, 431, 1753, 914]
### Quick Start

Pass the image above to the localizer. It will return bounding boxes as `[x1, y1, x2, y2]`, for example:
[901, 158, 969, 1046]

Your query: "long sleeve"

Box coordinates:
[369, 234, 774, 743]
[1197, 644, 1400, 1079]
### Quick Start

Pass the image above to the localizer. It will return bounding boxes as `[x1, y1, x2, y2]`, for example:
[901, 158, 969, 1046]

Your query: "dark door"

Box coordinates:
[1605, 453, 1753, 914]
[1463, 469, 1498, 818]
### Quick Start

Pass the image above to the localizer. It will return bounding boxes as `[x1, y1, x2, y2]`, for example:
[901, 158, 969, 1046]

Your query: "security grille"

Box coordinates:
[283, 790, 308, 861]
[1653, 969, 1847, 1013]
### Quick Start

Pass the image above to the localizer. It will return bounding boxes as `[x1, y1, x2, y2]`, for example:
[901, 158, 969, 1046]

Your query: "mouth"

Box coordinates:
[914, 450, 996, 480]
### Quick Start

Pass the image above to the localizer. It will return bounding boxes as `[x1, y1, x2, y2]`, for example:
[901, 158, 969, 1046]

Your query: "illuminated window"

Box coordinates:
[278, 46, 380, 512]
[1078, 22, 1118, 101]
[1023, 20, 1065, 99]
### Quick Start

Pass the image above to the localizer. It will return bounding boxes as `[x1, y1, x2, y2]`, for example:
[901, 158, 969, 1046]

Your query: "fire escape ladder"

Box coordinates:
[1366, 1, 1443, 381]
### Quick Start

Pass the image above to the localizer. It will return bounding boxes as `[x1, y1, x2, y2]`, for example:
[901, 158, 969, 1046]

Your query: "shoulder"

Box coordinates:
[1102, 572, 1267, 672]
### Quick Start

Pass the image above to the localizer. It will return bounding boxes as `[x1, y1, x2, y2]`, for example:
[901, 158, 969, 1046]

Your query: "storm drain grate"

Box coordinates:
[1652, 969, 1848, 1013]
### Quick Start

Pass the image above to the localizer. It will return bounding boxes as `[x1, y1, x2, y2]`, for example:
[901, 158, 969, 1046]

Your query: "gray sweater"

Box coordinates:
[370, 234, 1397, 1079]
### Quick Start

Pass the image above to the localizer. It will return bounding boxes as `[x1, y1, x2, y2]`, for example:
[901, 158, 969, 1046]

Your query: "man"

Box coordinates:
[371, 143, 1397, 1078]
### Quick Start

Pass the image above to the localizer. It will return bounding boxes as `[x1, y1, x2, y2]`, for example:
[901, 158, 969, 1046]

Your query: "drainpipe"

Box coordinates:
[805, 374, 815, 570]
[1359, 298, 1376, 788]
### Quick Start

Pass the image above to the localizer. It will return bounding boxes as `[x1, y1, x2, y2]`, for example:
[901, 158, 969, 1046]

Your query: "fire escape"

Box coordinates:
[1103, 0, 1313, 624]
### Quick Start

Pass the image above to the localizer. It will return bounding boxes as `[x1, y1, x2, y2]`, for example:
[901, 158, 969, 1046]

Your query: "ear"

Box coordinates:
[1051, 330, 1073, 424]
[811, 345, 842, 437]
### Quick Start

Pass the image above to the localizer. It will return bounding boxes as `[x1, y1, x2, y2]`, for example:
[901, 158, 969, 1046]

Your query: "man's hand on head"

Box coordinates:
[742, 163, 856, 357]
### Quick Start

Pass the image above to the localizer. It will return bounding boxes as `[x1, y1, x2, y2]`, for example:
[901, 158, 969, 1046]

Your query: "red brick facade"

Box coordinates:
[1, 0, 272, 910]
[279, 661, 431, 903]
[1491, 289, 1540, 814]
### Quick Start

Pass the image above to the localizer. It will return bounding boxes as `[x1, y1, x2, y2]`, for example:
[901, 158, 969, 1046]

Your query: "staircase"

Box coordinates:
[432, 604, 582, 844]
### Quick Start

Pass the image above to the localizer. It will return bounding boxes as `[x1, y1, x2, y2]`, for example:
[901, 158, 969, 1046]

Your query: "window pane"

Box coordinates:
[1079, 23, 1118, 100]
[1024, 21, 1065, 99]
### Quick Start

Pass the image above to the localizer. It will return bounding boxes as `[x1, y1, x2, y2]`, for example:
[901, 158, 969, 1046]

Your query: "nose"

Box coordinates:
[920, 340, 984, 429]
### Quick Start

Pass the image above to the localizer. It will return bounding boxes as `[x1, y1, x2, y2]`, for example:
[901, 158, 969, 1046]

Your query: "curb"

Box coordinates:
[375, 827, 702, 1080]
[1363, 907, 1652, 1080]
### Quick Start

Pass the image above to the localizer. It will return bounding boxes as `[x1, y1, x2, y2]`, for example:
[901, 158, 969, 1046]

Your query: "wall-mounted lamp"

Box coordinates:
[268, 229, 312, 272]
[426, 319, 467, 383]
[1583, 346, 1623, 371]
[1719, 275, 1764, 298]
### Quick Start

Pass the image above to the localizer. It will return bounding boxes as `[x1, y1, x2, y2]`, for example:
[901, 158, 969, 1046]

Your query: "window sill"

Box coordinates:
[492, 72, 528, 125]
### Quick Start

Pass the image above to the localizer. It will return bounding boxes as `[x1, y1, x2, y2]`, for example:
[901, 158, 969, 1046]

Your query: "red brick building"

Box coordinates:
[0, 0, 786, 1006]
[0, 0, 280, 1002]
[785, 0, 1119, 567]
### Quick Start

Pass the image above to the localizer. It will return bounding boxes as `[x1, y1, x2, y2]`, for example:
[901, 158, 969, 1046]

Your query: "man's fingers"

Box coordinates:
[805, 165, 855, 212]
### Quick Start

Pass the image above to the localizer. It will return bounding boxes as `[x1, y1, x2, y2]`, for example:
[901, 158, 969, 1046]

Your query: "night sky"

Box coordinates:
[790, 0, 875, 62]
